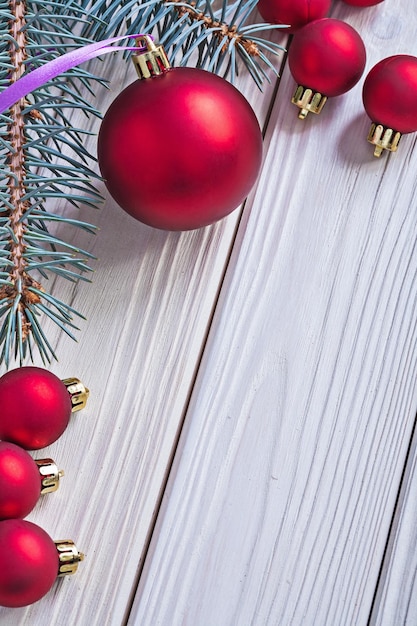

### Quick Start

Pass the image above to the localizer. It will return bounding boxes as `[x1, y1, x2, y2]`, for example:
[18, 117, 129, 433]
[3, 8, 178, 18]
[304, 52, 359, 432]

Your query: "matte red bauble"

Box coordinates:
[0, 442, 41, 519]
[288, 18, 366, 118]
[363, 55, 417, 156]
[98, 40, 263, 231]
[0, 367, 88, 450]
[0, 520, 84, 607]
[257, 0, 331, 33]
[0, 442, 62, 519]
[0, 519, 58, 607]
[342, 0, 383, 6]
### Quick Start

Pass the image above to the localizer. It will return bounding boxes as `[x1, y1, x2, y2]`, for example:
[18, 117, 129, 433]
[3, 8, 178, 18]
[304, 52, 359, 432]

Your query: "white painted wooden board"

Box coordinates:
[0, 41, 283, 626]
[130, 2, 417, 625]
[370, 420, 417, 625]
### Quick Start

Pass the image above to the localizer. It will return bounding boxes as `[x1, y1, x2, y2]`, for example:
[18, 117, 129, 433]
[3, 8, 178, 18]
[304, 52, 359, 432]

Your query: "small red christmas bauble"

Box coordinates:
[98, 67, 263, 231]
[0, 366, 72, 450]
[342, 0, 383, 6]
[0, 442, 41, 519]
[257, 0, 331, 33]
[0, 519, 58, 607]
[288, 18, 366, 97]
[362, 55, 417, 134]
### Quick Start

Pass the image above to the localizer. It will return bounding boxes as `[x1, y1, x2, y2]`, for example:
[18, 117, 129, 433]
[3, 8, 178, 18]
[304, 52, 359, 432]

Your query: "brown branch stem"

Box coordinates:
[168, 0, 260, 55]
[1, 0, 41, 337]
[8, 0, 28, 280]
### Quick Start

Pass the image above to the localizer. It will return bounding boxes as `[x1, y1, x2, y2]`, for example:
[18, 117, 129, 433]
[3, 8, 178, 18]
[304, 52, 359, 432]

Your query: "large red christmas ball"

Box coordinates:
[257, 0, 331, 33]
[288, 18, 366, 96]
[0, 367, 72, 450]
[342, 0, 383, 6]
[98, 67, 263, 231]
[0, 442, 41, 519]
[0, 519, 58, 607]
[362, 55, 417, 134]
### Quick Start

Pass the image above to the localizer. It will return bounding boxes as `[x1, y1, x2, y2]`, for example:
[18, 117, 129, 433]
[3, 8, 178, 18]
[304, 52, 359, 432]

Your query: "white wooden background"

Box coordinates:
[1, 1, 417, 624]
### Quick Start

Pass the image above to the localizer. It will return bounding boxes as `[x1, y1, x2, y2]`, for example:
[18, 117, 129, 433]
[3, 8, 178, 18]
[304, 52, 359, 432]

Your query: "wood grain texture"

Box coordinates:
[0, 46, 282, 625]
[370, 418, 417, 626]
[130, 3, 417, 625]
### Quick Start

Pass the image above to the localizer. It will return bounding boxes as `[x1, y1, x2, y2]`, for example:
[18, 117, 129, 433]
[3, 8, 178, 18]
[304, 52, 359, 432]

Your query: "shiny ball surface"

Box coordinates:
[362, 55, 417, 134]
[257, 0, 331, 33]
[0, 442, 41, 519]
[342, 0, 383, 6]
[98, 67, 263, 231]
[288, 18, 366, 97]
[0, 519, 58, 607]
[0, 367, 72, 450]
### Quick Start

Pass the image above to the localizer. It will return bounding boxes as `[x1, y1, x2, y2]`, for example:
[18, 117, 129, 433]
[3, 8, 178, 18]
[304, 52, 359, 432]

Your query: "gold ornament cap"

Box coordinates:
[35, 458, 64, 494]
[133, 35, 171, 79]
[367, 123, 402, 157]
[55, 540, 85, 577]
[62, 377, 89, 412]
[291, 85, 327, 119]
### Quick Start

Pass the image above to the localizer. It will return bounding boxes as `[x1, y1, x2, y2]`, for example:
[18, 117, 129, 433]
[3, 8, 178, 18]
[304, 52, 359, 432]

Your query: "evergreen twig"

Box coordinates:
[82, 0, 285, 87]
[0, 0, 283, 366]
[0, 0, 104, 366]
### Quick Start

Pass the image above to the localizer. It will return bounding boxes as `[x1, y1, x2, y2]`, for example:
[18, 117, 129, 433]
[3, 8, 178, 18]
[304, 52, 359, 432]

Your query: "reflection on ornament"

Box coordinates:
[98, 37, 263, 231]
[288, 18, 366, 119]
[363, 55, 417, 157]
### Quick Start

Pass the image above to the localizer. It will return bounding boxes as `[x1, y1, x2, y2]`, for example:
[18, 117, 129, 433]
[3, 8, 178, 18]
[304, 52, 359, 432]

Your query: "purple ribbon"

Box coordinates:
[0, 34, 149, 115]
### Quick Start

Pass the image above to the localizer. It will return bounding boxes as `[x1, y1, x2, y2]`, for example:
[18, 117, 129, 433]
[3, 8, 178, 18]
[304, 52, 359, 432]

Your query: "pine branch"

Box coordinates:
[0, 0, 104, 366]
[81, 0, 285, 88]
[0, 0, 282, 366]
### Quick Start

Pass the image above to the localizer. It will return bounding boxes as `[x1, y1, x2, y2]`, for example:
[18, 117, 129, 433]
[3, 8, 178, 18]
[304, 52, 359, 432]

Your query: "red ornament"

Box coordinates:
[362, 55, 417, 156]
[257, 0, 331, 33]
[0, 367, 89, 450]
[288, 18, 366, 118]
[0, 520, 83, 607]
[0, 442, 41, 519]
[98, 39, 263, 231]
[342, 0, 383, 6]
[0, 442, 62, 519]
[0, 519, 58, 607]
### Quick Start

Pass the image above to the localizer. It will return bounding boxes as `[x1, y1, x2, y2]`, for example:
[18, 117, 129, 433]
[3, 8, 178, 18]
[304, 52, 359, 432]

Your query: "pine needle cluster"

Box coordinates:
[0, 0, 283, 366]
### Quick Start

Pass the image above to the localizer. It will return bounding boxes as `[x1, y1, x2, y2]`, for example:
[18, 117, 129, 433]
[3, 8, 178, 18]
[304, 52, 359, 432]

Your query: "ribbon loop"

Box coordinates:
[0, 34, 149, 114]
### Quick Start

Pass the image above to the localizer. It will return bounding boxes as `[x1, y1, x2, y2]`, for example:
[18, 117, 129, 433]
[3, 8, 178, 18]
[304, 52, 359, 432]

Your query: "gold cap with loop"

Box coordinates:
[55, 540, 85, 577]
[133, 35, 171, 79]
[367, 123, 402, 157]
[35, 458, 64, 494]
[291, 85, 327, 119]
[62, 377, 90, 412]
